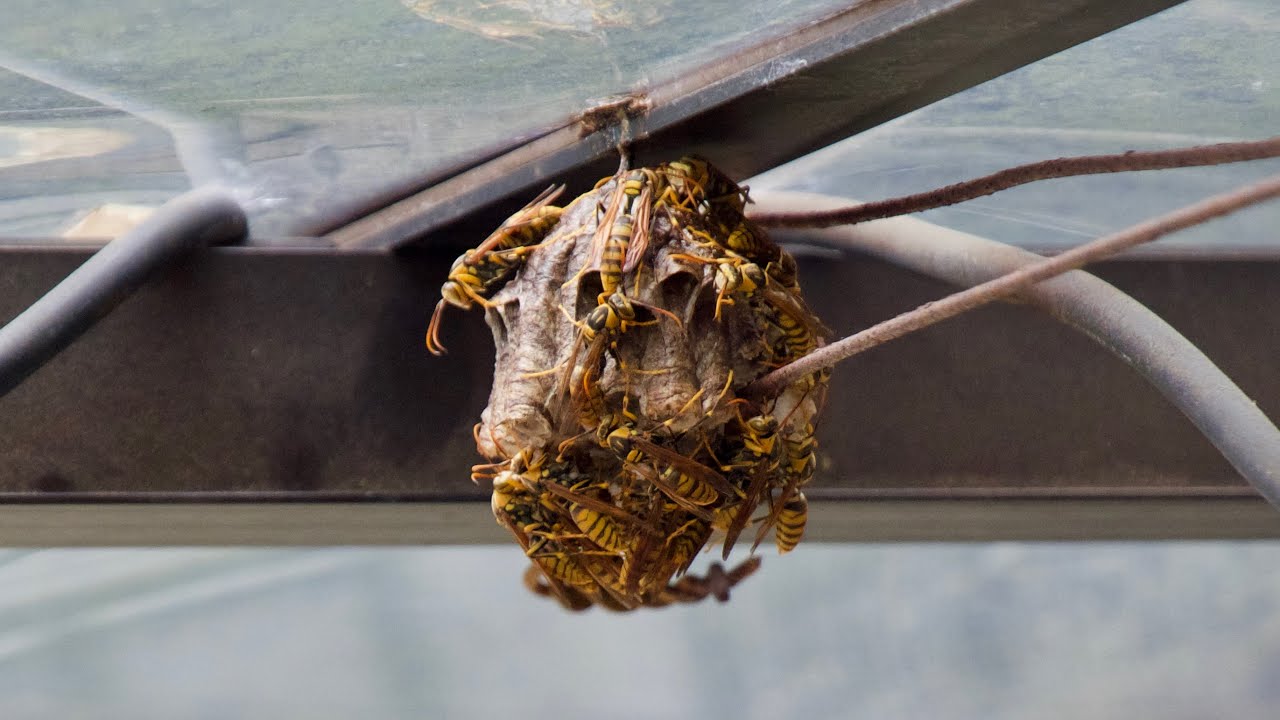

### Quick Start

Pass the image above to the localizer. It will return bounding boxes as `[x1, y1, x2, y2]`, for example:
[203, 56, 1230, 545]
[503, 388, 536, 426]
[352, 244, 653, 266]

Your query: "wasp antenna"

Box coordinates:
[630, 298, 683, 329]
[520, 364, 564, 380]
[708, 371, 736, 416]
[663, 388, 706, 431]
[533, 183, 566, 207]
[557, 430, 593, 457]
[425, 299, 449, 355]
[556, 302, 582, 328]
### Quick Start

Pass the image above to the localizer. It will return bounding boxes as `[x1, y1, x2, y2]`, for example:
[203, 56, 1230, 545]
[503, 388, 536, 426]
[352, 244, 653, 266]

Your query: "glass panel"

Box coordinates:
[0, 0, 850, 238]
[753, 0, 1280, 250]
[0, 543, 1276, 717]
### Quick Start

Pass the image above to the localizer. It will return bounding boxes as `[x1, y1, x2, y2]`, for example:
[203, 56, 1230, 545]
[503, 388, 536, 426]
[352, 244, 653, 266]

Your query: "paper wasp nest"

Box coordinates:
[430, 158, 829, 611]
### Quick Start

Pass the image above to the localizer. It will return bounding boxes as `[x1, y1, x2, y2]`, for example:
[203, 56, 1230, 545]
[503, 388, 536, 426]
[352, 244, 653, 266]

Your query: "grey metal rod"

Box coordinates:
[0, 187, 247, 399]
[755, 190, 1280, 510]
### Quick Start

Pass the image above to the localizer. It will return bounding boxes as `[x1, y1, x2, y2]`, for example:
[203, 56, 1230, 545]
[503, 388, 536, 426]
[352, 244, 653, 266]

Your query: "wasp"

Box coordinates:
[656, 465, 718, 505]
[770, 305, 818, 361]
[507, 449, 659, 555]
[752, 474, 814, 550]
[465, 184, 565, 262]
[713, 260, 767, 315]
[523, 565, 595, 611]
[669, 251, 768, 320]
[496, 469, 641, 610]
[643, 557, 763, 607]
[751, 283, 831, 367]
[555, 292, 655, 425]
[771, 492, 809, 554]
[555, 291, 681, 431]
[605, 424, 739, 509]
[723, 219, 778, 263]
[658, 517, 714, 580]
[599, 214, 635, 302]
[512, 448, 665, 556]
[751, 423, 817, 554]
[593, 169, 661, 301]
[425, 185, 565, 355]
[717, 411, 783, 559]
[739, 414, 781, 459]
[781, 423, 818, 484]
[660, 156, 712, 209]
[661, 155, 751, 222]
[503, 466, 647, 612]
[619, 457, 716, 523]
[532, 539, 644, 611]
[491, 470, 569, 548]
[566, 496, 630, 555]
[492, 472, 596, 604]
[528, 543, 598, 590]
[545, 479, 652, 555]
[765, 251, 800, 292]
[551, 296, 639, 431]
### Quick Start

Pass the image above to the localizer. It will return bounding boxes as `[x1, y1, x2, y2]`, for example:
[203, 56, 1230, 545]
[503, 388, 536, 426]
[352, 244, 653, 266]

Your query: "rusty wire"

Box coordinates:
[752, 136, 1280, 229]
[748, 173, 1280, 397]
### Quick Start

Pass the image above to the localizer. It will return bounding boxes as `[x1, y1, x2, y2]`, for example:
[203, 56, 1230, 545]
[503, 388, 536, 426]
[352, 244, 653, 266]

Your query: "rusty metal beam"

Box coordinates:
[2, 243, 1278, 542]
[0, 493, 1274, 546]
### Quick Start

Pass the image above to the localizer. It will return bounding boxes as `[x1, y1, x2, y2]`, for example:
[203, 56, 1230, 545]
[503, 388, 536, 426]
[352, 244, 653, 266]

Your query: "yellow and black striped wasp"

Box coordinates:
[425, 184, 565, 355]
[713, 410, 783, 559]
[581, 168, 662, 303]
[503, 448, 661, 554]
[553, 291, 681, 432]
[605, 421, 741, 515]
[490, 470, 593, 604]
[751, 422, 817, 555]
[493, 464, 640, 611]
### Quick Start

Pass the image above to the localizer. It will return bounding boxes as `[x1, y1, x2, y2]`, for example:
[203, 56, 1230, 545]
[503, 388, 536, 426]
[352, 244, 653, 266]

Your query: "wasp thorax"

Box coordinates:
[445, 157, 829, 611]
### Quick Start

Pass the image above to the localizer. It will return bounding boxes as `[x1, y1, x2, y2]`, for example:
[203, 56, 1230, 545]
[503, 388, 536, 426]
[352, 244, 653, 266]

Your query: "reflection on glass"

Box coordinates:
[753, 0, 1280, 249]
[0, 0, 849, 236]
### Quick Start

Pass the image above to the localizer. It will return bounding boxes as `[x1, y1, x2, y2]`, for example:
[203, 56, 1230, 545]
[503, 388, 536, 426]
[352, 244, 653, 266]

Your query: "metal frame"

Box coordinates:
[2, 246, 1277, 543]
[0, 493, 1275, 546]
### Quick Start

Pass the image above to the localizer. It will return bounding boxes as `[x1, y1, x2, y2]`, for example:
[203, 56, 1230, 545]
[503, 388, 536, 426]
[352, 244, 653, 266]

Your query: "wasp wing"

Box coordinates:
[624, 462, 714, 522]
[721, 463, 771, 560]
[626, 435, 739, 499]
[751, 482, 799, 554]
[584, 178, 626, 275]
[467, 184, 566, 260]
[761, 286, 833, 340]
[540, 481, 660, 535]
[621, 181, 653, 274]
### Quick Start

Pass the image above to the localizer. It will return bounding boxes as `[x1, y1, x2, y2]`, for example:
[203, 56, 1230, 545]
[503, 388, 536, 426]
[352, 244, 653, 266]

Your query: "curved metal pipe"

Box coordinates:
[753, 190, 1280, 510]
[0, 187, 248, 399]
